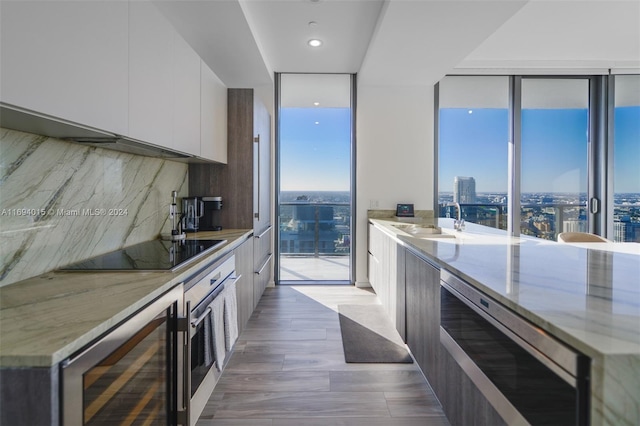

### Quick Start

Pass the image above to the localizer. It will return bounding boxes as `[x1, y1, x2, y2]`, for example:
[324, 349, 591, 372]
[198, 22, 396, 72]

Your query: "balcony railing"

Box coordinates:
[279, 202, 351, 257]
[440, 203, 588, 241]
[441, 202, 639, 242]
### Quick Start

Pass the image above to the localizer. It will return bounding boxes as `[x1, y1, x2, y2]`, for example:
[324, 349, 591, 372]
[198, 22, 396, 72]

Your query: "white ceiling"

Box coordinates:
[240, 0, 385, 75]
[156, 0, 640, 91]
[458, 0, 640, 72]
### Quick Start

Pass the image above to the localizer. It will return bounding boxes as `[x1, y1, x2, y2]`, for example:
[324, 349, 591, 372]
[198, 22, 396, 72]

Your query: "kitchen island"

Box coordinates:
[370, 217, 640, 426]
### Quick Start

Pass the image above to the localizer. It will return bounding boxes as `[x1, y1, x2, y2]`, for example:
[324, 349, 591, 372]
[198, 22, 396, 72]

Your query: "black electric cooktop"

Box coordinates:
[59, 239, 226, 272]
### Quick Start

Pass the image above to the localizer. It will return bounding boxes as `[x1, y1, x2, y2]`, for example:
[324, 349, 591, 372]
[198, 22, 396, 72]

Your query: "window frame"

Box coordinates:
[434, 74, 634, 241]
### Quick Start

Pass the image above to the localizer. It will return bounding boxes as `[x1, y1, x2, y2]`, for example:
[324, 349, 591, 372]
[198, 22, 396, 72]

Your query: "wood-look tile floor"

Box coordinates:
[196, 285, 450, 426]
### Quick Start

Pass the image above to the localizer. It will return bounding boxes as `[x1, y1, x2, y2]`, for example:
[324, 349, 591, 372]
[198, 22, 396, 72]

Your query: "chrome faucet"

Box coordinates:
[445, 202, 465, 231]
[169, 191, 185, 240]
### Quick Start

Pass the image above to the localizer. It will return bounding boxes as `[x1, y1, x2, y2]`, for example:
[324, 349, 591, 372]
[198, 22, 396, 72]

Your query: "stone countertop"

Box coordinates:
[0, 229, 252, 368]
[371, 217, 640, 358]
[370, 217, 640, 425]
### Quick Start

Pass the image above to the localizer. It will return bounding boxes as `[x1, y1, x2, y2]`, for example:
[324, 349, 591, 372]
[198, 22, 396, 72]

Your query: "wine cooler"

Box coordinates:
[62, 285, 185, 425]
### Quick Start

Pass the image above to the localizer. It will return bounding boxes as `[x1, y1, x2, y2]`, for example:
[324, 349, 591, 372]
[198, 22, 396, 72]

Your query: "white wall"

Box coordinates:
[355, 84, 435, 286]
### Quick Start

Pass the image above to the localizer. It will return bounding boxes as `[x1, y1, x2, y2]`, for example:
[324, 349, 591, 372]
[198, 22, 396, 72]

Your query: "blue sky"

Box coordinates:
[615, 107, 640, 193]
[279, 104, 638, 194]
[439, 106, 639, 194]
[280, 107, 351, 191]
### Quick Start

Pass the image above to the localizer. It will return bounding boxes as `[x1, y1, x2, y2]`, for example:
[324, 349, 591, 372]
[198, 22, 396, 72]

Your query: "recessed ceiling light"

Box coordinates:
[308, 39, 322, 48]
[308, 21, 318, 28]
[315, 121, 320, 125]
[313, 102, 320, 106]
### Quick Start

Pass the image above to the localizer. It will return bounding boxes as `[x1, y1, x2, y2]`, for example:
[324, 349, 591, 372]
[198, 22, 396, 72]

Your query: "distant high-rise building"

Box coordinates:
[614, 216, 640, 242]
[453, 176, 476, 204]
[563, 219, 587, 233]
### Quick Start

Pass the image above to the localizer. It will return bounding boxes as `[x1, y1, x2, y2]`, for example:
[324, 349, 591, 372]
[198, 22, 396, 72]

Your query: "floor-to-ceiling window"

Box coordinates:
[613, 75, 640, 242]
[520, 78, 589, 240]
[437, 74, 639, 242]
[276, 73, 355, 283]
[437, 76, 509, 229]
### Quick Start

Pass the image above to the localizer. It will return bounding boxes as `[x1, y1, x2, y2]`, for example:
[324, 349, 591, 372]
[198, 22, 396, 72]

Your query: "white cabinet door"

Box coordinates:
[171, 33, 201, 156]
[128, 1, 173, 148]
[0, 1, 128, 135]
[200, 61, 227, 163]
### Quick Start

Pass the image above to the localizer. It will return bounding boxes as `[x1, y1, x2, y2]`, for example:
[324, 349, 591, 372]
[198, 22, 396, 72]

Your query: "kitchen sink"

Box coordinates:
[392, 224, 457, 239]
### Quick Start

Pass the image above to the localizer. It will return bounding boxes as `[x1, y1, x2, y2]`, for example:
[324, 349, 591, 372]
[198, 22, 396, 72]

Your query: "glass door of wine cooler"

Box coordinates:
[62, 285, 184, 425]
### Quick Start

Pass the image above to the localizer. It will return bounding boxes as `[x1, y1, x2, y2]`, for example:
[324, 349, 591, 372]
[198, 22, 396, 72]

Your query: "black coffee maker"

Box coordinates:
[200, 196, 223, 231]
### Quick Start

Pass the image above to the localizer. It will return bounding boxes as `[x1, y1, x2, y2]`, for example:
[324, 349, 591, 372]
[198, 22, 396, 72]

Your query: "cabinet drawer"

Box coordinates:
[254, 226, 272, 269]
[368, 224, 384, 258]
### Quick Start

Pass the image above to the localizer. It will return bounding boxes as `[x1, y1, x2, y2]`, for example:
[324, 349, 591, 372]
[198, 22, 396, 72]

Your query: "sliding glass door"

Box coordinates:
[437, 74, 639, 242]
[613, 75, 640, 242]
[276, 73, 354, 283]
[520, 78, 589, 240]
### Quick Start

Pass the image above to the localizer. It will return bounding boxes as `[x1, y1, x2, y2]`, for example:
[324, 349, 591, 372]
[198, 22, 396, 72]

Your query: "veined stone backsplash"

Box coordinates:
[0, 128, 189, 287]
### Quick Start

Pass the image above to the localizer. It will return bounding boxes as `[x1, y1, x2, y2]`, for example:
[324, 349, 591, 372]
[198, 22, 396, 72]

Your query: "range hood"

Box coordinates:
[0, 103, 191, 159]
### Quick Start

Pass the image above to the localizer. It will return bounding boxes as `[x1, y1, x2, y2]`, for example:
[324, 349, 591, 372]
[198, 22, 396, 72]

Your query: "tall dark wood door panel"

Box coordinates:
[189, 88, 272, 304]
[189, 89, 261, 230]
[405, 250, 440, 390]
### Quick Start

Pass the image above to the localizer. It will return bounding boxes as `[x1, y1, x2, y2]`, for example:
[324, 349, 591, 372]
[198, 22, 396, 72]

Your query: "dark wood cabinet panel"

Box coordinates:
[404, 249, 507, 426]
[190, 88, 272, 305]
[189, 89, 270, 230]
[405, 250, 440, 391]
[0, 367, 58, 425]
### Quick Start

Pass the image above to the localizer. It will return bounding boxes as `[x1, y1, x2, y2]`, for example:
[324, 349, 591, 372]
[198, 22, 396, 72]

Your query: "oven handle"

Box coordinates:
[191, 305, 213, 328]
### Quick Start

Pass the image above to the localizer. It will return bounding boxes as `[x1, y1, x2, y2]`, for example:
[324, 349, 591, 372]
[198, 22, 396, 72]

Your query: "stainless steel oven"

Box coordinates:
[61, 284, 184, 425]
[440, 270, 590, 425]
[184, 255, 238, 426]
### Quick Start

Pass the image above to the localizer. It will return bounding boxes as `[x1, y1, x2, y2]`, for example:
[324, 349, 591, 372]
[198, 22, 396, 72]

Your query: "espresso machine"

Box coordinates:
[200, 196, 223, 231]
[182, 197, 204, 232]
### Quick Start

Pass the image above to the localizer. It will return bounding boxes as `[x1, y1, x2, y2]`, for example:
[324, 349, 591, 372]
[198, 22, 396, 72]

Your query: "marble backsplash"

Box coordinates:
[0, 128, 189, 287]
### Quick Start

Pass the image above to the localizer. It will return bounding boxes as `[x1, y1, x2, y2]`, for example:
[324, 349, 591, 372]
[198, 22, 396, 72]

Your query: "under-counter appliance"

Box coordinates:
[59, 239, 226, 272]
[199, 196, 223, 231]
[61, 285, 185, 425]
[440, 270, 590, 425]
[183, 255, 238, 425]
[183, 197, 204, 232]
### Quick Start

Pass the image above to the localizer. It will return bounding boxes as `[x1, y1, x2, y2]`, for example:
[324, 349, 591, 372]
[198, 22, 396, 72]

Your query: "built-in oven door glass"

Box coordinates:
[189, 283, 225, 397]
[82, 311, 170, 425]
[441, 286, 580, 425]
[191, 318, 212, 396]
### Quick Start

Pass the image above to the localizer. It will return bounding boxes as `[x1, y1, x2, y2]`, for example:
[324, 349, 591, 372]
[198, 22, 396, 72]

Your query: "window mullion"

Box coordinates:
[589, 75, 610, 237]
[508, 76, 522, 237]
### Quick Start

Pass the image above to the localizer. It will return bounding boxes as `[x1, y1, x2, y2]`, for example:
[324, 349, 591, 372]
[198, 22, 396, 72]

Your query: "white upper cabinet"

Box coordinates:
[200, 61, 228, 163]
[128, 1, 173, 148]
[1, 1, 226, 161]
[0, 1, 129, 135]
[171, 32, 201, 156]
